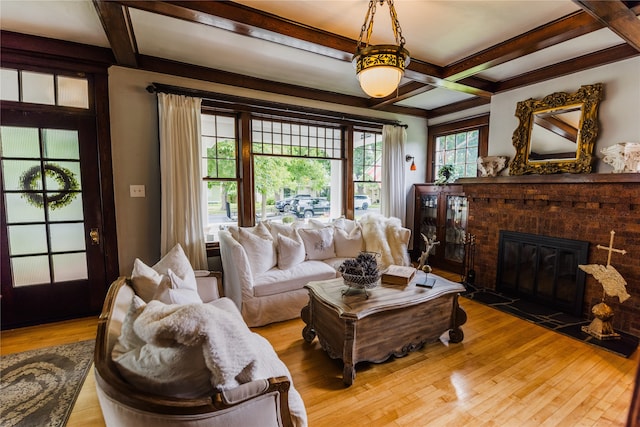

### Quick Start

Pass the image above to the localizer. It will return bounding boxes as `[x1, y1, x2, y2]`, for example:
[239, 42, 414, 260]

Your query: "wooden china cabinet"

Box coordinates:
[412, 184, 468, 274]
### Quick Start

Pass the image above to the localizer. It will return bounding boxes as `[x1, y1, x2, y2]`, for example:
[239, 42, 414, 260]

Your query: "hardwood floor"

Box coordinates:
[2, 269, 638, 426]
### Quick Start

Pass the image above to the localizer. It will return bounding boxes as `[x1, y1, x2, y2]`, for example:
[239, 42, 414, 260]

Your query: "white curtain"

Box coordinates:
[158, 93, 207, 269]
[381, 124, 407, 224]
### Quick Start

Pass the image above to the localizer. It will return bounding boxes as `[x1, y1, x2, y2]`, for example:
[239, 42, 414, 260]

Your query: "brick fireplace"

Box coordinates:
[459, 174, 640, 336]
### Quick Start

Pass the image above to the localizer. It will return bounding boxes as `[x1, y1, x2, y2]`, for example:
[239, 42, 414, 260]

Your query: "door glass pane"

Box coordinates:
[42, 129, 80, 159]
[1, 68, 19, 101]
[50, 223, 86, 252]
[8, 224, 48, 255]
[21, 71, 55, 105]
[53, 253, 88, 281]
[48, 195, 84, 221]
[12, 256, 50, 287]
[1, 126, 40, 157]
[4, 193, 44, 223]
[57, 76, 89, 109]
[2, 160, 41, 191]
[44, 161, 82, 191]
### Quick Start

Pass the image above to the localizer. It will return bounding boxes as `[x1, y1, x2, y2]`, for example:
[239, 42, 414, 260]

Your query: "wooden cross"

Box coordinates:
[596, 230, 627, 267]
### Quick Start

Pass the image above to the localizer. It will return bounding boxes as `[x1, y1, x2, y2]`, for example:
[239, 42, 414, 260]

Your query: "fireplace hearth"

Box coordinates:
[496, 231, 589, 317]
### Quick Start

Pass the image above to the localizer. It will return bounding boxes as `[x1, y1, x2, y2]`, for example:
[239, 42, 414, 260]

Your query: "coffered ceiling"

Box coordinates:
[1, 1, 639, 118]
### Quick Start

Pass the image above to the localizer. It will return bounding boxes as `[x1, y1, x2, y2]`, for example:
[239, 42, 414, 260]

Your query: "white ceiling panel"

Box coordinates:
[477, 28, 625, 82]
[0, 0, 109, 47]
[396, 87, 475, 110]
[130, 9, 365, 96]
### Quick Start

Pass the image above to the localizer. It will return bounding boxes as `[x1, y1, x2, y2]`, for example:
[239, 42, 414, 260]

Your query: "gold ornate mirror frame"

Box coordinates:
[509, 83, 603, 175]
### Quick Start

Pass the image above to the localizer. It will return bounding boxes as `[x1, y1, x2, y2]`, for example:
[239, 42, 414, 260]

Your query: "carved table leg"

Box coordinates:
[342, 319, 356, 386]
[301, 303, 316, 342]
[449, 296, 467, 344]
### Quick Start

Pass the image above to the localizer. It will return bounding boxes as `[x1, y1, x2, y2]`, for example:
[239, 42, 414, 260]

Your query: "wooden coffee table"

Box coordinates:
[301, 272, 467, 386]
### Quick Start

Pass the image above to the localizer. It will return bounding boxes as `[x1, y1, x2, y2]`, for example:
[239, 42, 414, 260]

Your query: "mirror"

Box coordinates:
[509, 83, 603, 175]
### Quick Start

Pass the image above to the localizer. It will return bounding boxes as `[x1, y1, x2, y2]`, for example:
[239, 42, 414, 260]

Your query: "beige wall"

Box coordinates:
[488, 57, 640, 172]
[108, 67, 427, 275]
[430, 57, 640, 173]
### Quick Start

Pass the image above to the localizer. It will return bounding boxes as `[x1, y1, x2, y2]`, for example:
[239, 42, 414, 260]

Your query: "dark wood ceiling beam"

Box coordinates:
[574, 0, 640, 51]
[114, 0, 494, 98]
[93, 0, 137, 67]
[443, 10, 604, 81]
[496, 43, 639, 93]
[367, 81, 436, 108]
[137, 55, 428, 118]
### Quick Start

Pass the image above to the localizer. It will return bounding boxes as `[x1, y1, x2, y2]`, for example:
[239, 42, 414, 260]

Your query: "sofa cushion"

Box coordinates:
[277, 234, 306, 270]
[333, 226, 364, 258]
[131, 244, 197, 302]
[152, 269, 203, 305]
[298, 227, 336, 260]
[253, 261, 336, 297]
[239, 227, 277, 276]
[333, 217, 358, 233]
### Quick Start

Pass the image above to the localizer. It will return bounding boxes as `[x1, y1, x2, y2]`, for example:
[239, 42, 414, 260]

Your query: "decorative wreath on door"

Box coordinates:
[20, 164, 80, 210]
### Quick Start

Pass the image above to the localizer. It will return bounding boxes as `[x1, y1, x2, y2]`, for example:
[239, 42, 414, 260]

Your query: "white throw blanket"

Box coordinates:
[134, 300, 258, 389]
[129, 300, 308, 427]
[359, 213, 411, 268]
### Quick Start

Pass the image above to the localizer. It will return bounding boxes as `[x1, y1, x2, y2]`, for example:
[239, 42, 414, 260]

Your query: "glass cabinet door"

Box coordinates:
[444, 195, 468, 263]
[419, 194, 438, 255]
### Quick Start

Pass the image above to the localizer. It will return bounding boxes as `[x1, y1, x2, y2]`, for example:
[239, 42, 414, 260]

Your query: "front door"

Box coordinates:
[1, 110, 107, 328]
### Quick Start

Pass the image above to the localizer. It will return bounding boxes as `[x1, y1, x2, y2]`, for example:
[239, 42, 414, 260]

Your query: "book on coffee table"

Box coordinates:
[382, 265, 417, 285]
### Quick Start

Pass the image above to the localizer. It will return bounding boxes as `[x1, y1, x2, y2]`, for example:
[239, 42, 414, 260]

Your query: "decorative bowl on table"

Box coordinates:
[339, 252, 380, 298]
[341, 272, 381, 290]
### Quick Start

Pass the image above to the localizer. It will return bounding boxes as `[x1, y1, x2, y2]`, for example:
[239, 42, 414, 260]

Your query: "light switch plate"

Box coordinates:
[130, 185, 146, 198]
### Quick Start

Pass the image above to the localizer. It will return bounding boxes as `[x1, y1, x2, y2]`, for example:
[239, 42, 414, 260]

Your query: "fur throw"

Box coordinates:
[115, 297, 308, 426]
[134, 300, 259, 389]
[358, 213, 411, 268]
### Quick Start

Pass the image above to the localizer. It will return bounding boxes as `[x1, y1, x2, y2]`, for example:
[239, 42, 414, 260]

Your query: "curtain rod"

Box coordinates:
[146, 83, 407, 128]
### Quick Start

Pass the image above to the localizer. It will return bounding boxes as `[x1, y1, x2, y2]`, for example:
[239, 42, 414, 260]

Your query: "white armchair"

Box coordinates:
[94, 277, 299, 427]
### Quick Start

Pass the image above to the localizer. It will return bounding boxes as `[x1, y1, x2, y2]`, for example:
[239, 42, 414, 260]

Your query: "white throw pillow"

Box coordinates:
[298, 227, 336, 260]
[277, 234, 306, 270]
[131, 244, 197, 302]
[239, 227, 277, 276]
[334, 226, 364, 258]
[267, 221, 298, 240]
[333, 217, 358, 233]
[152, 269, 203, 305]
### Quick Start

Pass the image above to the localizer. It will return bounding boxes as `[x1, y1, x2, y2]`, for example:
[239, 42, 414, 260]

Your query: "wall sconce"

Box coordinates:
[406, 155, 416, 171]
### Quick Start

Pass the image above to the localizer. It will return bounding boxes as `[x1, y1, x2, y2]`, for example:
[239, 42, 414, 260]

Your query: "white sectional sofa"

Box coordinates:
[219, 214, 411, 327]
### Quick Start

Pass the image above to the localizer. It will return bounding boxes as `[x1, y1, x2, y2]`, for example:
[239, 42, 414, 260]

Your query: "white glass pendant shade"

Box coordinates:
[357, 66, 403, 98]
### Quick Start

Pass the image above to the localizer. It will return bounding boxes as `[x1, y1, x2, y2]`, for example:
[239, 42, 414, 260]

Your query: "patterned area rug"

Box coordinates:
[0, 340, 95, 427]
[461, 288, 639, 358]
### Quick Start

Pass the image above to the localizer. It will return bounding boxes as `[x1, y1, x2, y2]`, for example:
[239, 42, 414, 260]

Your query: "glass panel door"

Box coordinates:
[1, 109, 106, 329]
[419, 194, 438, 256]
[444, 195, 467, 263]
[2, 126, 88, 286]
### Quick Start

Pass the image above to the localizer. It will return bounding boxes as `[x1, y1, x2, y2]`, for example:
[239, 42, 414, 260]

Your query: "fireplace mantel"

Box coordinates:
[455, 175, 640, 336]
[458, 172, 640, 185]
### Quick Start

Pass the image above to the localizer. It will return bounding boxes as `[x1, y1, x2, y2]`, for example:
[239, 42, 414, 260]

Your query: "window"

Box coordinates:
[434, 130, 479, 178]
[1, 68, 89, 109]
[198, 96, 392, 242]
[201, 113, 238, 242]
[252, 117, 342, 224]
[428, 115, 489, 182]
[353, 129, 382, 218]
